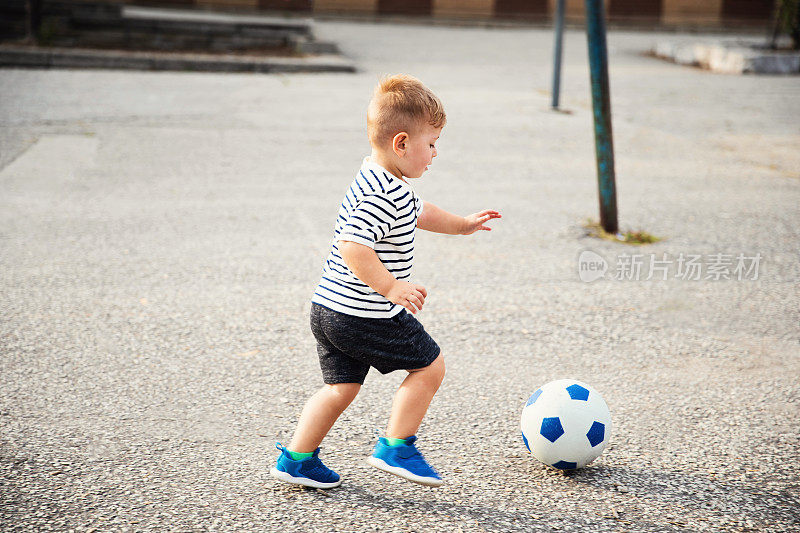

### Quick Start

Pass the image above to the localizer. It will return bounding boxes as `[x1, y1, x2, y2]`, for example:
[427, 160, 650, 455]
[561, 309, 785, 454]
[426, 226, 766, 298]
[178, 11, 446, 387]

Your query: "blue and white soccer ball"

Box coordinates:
[520, 379, 612, 470]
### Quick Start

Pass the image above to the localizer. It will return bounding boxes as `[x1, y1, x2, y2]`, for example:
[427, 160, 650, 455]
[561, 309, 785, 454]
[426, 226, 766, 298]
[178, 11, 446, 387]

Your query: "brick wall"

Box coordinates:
[115, 0, 777, 27]
[662, 0, 723, 25]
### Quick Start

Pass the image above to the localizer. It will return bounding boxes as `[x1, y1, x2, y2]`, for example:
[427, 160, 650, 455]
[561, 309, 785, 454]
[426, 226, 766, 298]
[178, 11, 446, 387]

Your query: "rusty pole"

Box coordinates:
[585, 0, 618, 234]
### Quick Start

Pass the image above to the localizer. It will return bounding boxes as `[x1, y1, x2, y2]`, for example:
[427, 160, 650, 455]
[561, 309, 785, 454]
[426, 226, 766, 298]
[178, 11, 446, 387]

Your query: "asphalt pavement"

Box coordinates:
[1, 19, 798, 532]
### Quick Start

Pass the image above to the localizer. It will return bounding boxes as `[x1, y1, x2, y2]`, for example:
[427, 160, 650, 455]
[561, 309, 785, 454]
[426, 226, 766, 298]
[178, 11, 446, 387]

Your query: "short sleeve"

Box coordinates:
[338, 194, 397, 248]
[414, 194, 423, 216]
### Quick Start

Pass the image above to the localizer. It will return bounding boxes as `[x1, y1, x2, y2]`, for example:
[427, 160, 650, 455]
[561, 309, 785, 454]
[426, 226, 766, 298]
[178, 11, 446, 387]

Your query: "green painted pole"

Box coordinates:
[585, 0, 618, 235]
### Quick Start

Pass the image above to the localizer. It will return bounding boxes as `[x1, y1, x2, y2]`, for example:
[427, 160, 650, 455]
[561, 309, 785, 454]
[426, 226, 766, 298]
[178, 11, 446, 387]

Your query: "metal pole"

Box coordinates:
[585, 0, 618, 235]
[551, 0, 566, 109]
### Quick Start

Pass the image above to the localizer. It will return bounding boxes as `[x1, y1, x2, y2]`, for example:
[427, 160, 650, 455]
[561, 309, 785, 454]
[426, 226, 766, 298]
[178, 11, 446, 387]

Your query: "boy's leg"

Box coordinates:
[289, 382, 361, 453]
[385, 354, 445, 439]
[272, 382, 359, 489]
[367, 354, 445, 487]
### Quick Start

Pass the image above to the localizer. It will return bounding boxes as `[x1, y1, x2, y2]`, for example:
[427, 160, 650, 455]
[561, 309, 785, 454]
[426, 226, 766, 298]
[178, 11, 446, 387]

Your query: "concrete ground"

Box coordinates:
[1, 19, 798, 532]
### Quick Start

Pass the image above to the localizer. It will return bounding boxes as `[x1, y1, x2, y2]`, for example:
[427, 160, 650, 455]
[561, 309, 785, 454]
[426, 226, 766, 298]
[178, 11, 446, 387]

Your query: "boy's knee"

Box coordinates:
[416, 353, 445, 385]
[432, 353, 445, 382]
[324, 383, 361, 405]
[433, 352, 445, 372]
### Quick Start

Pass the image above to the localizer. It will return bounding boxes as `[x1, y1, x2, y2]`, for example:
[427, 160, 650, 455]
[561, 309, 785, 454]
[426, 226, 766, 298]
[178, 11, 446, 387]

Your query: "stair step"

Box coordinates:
[0, 44, 356, 73]
[123, 6, 312, 34]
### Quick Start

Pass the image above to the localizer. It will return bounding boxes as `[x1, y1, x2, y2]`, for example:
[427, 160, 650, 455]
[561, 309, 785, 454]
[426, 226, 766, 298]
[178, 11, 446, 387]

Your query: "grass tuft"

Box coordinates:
[582, 218, 662, 245]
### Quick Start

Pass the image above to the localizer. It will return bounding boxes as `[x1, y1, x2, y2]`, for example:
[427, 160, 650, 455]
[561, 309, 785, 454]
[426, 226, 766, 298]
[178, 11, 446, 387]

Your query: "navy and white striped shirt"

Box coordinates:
[312, 157, 423, 318]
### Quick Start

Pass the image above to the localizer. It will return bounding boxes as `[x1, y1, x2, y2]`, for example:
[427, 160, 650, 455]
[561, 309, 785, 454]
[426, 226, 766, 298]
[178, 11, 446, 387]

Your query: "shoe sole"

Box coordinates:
[270, 467, 342, 489]
[366, 456, 443, 487]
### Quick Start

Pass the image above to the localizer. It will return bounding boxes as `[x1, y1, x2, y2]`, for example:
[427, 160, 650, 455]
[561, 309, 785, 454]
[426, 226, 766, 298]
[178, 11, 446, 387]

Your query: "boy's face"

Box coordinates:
[401, 123, 442, 180]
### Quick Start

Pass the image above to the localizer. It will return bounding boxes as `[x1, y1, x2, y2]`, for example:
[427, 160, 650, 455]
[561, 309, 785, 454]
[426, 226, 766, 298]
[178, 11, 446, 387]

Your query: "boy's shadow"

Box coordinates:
[275, 460, 797, 531]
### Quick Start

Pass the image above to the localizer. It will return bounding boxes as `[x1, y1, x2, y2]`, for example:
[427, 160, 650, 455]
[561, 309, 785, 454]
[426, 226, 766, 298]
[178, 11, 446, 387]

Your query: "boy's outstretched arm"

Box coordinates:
[417, 201, 501, 235]
[338, 241, 427, 314]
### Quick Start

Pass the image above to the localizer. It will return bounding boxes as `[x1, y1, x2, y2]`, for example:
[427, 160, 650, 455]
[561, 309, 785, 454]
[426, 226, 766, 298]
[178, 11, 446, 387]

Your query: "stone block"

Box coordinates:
[653, 38, 800, 75]
[294, 39, 340, 54]
[0, 48, 49, 67]
[694, 44, 714, 68]
[747, 54, 800, 74]
[155, 20, 237, 36]
[74, 30, 128, 48]
[47, 50, 145, 70]
[653, 41, 676, 59]
[239, 25, 308, 39]
[707, 46, 745, 74]
[675, 44, 699, 65]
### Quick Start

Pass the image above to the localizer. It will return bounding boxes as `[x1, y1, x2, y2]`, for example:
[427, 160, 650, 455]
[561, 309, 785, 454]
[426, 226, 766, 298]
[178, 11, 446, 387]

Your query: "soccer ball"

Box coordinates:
[520, 379, 611, 470]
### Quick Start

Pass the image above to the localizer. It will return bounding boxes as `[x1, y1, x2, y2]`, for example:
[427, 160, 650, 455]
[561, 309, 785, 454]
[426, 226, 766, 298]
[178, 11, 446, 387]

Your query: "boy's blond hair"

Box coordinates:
[367, 74, 446, 149]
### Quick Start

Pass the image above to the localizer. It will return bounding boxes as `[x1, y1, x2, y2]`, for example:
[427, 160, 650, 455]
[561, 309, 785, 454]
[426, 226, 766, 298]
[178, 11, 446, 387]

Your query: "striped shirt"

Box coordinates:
[312, 157, 423, 318]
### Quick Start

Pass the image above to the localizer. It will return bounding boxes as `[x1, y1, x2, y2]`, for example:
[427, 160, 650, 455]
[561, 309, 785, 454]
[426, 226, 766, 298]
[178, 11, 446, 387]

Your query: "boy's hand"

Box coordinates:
[386, 280, 427, 314]
[460, 210, 502, 235]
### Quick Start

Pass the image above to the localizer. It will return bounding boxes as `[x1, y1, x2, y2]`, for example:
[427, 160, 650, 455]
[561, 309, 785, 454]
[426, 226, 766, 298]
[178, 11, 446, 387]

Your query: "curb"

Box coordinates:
[0, 44, 356, 73]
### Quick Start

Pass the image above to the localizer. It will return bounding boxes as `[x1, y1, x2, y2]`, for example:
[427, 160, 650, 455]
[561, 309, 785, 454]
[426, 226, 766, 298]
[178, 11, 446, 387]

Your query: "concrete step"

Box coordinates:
[0, 43, 355, 73]
[122, 6, 312, 34]
[18, 2, 341, 56]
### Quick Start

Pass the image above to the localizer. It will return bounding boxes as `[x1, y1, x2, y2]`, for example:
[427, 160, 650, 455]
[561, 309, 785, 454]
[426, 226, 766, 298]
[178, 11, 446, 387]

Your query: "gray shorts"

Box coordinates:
[310, 303, 441, 385]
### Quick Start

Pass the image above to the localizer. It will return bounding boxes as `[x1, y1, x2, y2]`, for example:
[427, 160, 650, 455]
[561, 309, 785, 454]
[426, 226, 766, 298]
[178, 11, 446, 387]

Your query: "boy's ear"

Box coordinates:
[392, 132, 408, 157]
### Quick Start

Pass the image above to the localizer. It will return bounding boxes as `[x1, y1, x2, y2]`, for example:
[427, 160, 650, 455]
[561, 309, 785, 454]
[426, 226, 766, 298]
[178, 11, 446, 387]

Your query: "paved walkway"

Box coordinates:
[1, 19, 798, 532]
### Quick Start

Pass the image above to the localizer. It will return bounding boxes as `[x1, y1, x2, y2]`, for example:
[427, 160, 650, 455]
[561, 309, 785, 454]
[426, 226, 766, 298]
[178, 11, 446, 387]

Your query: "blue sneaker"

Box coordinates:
[270, 443, 342, 489]
[367, 436, 443, 487]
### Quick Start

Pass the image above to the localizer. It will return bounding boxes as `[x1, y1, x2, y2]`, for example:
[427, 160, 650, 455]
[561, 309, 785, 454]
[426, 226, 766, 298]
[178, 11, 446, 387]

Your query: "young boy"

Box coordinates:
[270, 74, 501, 489]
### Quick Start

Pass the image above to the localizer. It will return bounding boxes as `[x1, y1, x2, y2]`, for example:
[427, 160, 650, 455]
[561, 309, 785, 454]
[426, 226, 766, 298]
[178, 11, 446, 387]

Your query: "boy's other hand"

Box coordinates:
[387, 281, 427, 314]
[460, 210, 502, 235]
